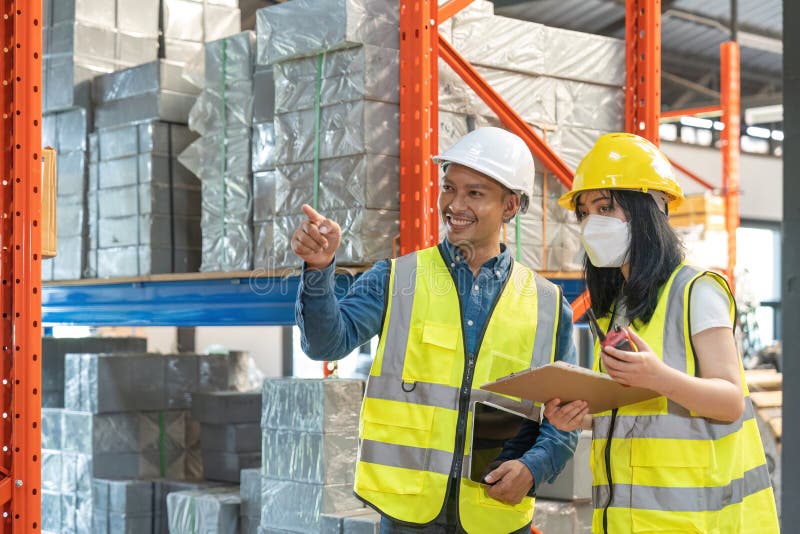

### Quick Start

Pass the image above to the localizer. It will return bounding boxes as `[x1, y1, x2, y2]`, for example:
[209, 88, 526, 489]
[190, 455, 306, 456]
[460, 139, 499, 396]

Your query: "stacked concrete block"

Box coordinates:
[321, 509, 382, 534]
[437, 1, 625, 272]
[254, 0, 401, 268]
[42, 336, 146, 408]
[192, 391, 263, 482]
[42, 0, 160, 113]
[42, 408, 202, 533]
[86, 62, 202, 277]
[64, 352, 252, 413]
[162, 0, 242, 65]
[92, 479, 154, 534]
[240, 468, 262, 533]
[42, 107, 91, 281]
[179, 32, 256, 271]
[260, 379, 365, 533]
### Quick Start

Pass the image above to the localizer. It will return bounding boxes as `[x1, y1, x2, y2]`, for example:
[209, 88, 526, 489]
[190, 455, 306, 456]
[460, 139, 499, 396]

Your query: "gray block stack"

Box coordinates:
[42, 408, 201, 534]
[167, 486, 242, 533]
[192, 391, 263, 482]
[260, 378, 365, 533]
[161, 0, 242, 65]
[41, 108, 91, 281]
[42, 0, 160, 113]
[437, 0, 625, 271]
[92, 478, 154, 534]
[179, 32, 256, 271]
[240, 468, 262, 533]
[64, 351, 252, 413]
[321, 509, 382, 534]
[87, 60, 202, 278]
[253, 0, 400, 268]
[42, 336, 147, 408]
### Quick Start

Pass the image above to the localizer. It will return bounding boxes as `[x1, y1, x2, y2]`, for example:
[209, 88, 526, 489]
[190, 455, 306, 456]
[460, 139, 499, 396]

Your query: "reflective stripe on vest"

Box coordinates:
[354, 246, 561, 532]
[590, 263, 779, 533]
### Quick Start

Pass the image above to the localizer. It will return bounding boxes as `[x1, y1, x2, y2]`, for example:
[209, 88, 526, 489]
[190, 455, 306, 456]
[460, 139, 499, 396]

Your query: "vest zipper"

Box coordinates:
[602, 407, 618, 534]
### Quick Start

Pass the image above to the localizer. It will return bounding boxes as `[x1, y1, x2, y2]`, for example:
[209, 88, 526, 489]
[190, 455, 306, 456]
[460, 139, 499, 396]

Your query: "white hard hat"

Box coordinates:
[432, 127, 536, 206]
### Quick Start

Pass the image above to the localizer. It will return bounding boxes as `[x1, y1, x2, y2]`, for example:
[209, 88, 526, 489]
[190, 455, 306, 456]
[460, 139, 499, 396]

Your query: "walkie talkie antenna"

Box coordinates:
[585, 308, 606, 343]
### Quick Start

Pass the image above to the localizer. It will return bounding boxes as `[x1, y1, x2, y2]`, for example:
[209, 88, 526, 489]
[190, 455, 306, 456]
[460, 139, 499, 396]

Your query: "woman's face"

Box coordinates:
[575, 190, 628, 222]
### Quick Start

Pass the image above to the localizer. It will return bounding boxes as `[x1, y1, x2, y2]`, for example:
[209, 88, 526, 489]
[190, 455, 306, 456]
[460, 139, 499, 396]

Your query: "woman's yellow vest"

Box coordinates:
[353, 246, 562, 533]
[590, 263, 779, 533]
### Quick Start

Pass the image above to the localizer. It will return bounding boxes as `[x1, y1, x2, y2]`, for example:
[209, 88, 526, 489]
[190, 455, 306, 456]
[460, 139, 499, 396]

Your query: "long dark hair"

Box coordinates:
[580, 190, 684, 325]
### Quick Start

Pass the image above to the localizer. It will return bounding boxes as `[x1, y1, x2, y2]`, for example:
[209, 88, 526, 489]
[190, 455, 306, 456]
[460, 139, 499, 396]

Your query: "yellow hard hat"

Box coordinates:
[558, 133, 684, 211]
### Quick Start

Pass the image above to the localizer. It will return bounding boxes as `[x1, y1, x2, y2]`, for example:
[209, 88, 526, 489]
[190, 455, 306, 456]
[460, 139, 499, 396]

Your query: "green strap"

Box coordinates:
[220, 38, 229, 266]
[189, 495, 197, 534]
[312, 52, 326, 211]
[158, 411, 166, 477]
[515, 213, 521, 261]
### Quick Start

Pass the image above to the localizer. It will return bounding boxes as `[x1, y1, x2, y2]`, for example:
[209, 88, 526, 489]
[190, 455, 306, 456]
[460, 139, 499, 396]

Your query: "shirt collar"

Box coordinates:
[440, 239, 512, 280]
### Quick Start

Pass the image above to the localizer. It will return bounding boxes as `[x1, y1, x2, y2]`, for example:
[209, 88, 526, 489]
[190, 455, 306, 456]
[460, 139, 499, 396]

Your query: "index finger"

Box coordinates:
[301, 203, 326, 224]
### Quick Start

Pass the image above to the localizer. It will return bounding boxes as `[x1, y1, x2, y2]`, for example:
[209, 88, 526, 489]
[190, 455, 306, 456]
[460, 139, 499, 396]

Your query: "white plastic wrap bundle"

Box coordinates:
[179, 31, 256, 271]
[167, 487, 242, 534]
[260, 379, 365, 532]
[42, 0, 160, 113]
[162, 0, 242, 65]
[253, 0, 401, 268]
[437, 1, 625, 271]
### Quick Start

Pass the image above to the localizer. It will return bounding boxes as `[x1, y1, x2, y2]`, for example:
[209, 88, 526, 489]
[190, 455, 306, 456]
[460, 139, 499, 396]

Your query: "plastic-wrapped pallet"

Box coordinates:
[254, 43, 400, 269]
[241, 468, 262, 534]
[255, 0, 399, 66]
[167, 487, 241, 534]
[192, 391, 262, 482]
[162, 0, 242, 64]
[87, 117, 201, 278]
[41, 107, 90, 281]
[260, 379, 364, 532]
[252, 67, 276, 174]
[179, 31, 256, 271]
[42, 336, 147, 408]
[64, 352, 252, 413]
[92, 479, 154, 534]
[322, 508, 382, 534]
[42, 0, 161, 113]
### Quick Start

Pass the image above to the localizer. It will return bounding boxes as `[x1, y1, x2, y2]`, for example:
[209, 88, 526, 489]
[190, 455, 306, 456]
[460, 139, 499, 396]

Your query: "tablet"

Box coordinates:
[468, 401, 539, 484]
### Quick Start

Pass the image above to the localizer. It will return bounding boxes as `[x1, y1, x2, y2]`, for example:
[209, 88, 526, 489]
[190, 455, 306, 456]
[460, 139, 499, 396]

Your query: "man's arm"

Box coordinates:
[517, 297, 581, 492]
[296, 259, 390, 361]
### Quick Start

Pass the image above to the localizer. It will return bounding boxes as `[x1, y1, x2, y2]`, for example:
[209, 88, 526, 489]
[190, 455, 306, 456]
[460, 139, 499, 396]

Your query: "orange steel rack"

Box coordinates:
[0, 0, 44, 531]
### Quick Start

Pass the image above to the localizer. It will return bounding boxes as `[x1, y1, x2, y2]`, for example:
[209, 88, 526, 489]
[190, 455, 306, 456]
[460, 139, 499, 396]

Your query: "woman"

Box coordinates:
[544, 133, 779, 533]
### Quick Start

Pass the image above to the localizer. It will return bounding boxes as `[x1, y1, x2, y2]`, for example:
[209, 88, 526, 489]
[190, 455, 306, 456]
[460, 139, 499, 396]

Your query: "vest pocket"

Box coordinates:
[629, 439, 711, 532]
[403, 322, 459, 385]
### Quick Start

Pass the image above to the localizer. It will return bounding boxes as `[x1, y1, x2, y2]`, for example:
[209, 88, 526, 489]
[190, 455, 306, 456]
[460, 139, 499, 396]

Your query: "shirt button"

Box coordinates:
[473, 285, 479, 292]
[467, 320, 474, 326]
[450, 262, 456, 268]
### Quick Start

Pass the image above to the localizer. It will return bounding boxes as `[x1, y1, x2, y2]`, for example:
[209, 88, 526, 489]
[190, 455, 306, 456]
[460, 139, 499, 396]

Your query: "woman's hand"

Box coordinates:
[543, 399, 590, 432]
[600, 329, 671, 393]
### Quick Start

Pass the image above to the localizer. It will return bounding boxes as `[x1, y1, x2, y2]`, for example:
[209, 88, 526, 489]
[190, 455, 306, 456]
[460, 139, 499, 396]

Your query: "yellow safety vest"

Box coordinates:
[590, 263, 779, 533]
[354, 245, 562, 533]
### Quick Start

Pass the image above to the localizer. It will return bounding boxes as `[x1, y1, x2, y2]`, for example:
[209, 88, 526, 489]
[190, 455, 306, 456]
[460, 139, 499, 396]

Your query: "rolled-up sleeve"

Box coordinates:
[517, 297, 581, 493]
[295, 259, 390, 361]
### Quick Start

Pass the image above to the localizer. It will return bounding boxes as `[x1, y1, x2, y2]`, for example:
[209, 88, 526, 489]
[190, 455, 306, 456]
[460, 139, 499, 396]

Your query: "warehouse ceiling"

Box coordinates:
[491, 0, 783, 118]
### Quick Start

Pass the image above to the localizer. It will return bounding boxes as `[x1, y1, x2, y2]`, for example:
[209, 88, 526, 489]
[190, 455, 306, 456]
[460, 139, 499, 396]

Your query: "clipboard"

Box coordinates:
[480, 361, 660, 414]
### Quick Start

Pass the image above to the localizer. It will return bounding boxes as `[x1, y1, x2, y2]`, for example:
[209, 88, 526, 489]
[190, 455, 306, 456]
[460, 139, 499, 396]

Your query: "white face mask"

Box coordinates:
[579, 214, 631, 268]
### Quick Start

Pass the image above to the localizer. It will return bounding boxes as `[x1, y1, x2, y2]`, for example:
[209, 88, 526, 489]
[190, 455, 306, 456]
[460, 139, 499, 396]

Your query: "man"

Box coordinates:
[293, 127, 579, 533]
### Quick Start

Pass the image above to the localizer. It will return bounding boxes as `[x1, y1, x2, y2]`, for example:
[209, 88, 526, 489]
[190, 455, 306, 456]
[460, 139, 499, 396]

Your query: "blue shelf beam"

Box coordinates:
[42, 275, 585, 327]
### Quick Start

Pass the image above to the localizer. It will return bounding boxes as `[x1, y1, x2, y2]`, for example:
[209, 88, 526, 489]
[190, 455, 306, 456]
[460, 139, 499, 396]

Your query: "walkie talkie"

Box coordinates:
[586, 308, 638, 352]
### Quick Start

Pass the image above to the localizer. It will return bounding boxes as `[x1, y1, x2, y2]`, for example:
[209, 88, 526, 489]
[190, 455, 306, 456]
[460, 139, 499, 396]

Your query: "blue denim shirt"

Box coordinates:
[296, 240, 579, 491]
